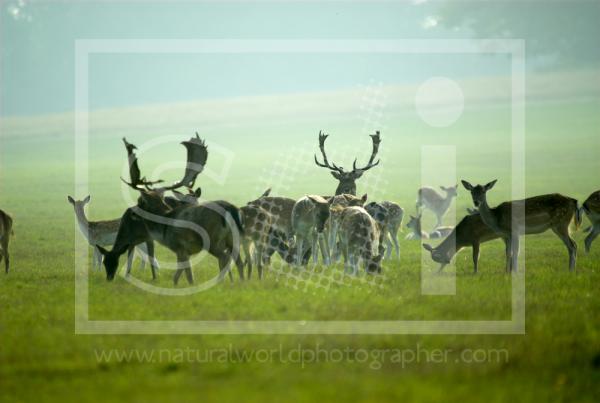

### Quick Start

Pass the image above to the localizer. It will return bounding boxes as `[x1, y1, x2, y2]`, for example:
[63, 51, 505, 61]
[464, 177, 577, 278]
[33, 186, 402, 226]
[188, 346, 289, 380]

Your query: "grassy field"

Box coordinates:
[0, 96, 599, 402]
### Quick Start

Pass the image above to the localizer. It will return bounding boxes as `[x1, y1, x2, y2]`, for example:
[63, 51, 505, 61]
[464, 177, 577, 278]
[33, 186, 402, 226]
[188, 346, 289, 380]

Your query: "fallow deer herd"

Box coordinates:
[0, 131, 596, 284]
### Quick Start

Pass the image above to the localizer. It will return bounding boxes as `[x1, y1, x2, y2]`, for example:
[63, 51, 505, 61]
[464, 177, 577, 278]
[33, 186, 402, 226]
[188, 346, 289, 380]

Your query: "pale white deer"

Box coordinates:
[68, 195, 150, 274]
[416, 185, 458, 228]
[291, 195, 332, 266]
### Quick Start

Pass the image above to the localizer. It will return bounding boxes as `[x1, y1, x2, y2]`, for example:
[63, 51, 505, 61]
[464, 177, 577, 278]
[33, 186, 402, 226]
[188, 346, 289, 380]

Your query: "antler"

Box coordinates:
[121, 133, 208, 193]
[156, 132, 208, 192]
[121, 137, 163, 189]
[314, 130, 344, 173]
[352, 131, 381, 173]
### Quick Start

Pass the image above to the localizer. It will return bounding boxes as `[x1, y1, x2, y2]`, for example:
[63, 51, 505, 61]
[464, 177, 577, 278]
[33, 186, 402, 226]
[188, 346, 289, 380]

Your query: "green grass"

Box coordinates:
[1, 99, 600, 402]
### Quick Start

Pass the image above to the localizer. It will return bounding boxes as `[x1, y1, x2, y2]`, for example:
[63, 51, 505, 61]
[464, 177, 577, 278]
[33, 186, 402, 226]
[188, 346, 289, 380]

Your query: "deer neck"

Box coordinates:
[73, 206, 91, 240]
[336, 181, 356, 196]
[478, 199, 502, 234]
[441, 193, 455, 211]
[436, 229, 458, 259]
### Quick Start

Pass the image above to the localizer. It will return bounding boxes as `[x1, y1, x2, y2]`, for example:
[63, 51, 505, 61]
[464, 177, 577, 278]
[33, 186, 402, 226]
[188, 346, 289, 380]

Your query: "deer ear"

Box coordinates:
[440, 185, 447, 191]
[194, 188, 202, 198]
[461, 180, 474, 191]
[83, 195, 91, 204]
[360, 194, 368, 203]
[422, 243, 434, 252]
[331, 171, 342, 180]
[484, 179, 498, 191]
[67, 196, 75, 204]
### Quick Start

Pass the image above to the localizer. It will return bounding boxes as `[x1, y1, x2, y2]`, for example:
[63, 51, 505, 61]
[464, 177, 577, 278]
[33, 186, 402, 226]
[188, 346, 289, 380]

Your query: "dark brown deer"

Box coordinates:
[462, 180, 581, 272]
[423, 212, 501, 273]
[314, 131, 381, 195]
[102, 134, 245, 285]
[582, 190, 600, 253]
[0, 209, 13, 273]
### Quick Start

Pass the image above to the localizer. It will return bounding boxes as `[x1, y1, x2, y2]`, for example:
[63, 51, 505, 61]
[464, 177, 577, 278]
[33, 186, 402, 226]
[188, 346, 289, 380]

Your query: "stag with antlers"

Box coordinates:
[98, 134, 245, 285]
[314, 131, 382, 196]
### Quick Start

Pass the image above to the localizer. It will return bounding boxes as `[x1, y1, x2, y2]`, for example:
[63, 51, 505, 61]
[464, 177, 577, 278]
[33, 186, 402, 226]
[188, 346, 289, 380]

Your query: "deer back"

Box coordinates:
[248, 196, 295, 237]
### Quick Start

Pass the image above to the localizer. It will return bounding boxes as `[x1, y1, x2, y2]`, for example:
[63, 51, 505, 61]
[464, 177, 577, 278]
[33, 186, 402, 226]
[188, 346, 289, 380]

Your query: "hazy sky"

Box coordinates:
[1, 0, 598, 117]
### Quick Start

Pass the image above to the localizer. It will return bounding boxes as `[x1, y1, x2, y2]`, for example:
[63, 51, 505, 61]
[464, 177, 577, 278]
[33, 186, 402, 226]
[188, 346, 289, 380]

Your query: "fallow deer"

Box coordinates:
[582, 190, 600, 253]
[462, 180, 581, 272]
[314, 131, 381, 195]
[416, 185, 459, 228]
[336, 206, 383, 275]
[364, 201, 404, 259]
[67, 195, 150, 274]
[247, 192, 296, 240]
[405, 214, 452, 240]
[291, 195, 333, 266]
[111, 134, 245, 285]
[422, 212, 501, 273]
[327, 193, 368, 261]
[240, 204, 273, 279]
[0, 209, 14, 273]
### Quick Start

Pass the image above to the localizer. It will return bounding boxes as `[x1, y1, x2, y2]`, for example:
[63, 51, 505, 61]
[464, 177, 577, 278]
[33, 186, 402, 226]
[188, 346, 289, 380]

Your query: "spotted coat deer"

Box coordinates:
[337, 206, 383, 275]
[462, 180, 581, 272]
[364, 201, 404, 259]
[291, 195, 333, 266]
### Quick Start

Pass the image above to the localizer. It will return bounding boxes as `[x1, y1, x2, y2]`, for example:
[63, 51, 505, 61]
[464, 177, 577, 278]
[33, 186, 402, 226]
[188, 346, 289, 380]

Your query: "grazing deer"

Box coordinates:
[416, 185, 458, 228]
[0, 209, 14, 273]
[405, 214, 452, 240]
[337, 206, 383, 275]
[96, 208, 159, 281]
[462, 180, 581, 272]
[422, 212, 501, 273]
[364, 201, 404, 259]
[291, 195, 333, 266]
[240, 204, 273, 279]
[114, 134, 245, 285]
[327, 193, 368, 261]
[582, 190, 600, 253]
[314, 131, 381, 195]
[67, 195, 149, 274]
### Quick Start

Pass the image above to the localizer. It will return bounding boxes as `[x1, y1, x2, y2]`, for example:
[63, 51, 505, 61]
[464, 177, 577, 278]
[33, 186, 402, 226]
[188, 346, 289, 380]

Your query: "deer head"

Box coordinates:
[121, 133, 208, 207]
[461, 179, 497, 209]
[314, 131, 381, 196]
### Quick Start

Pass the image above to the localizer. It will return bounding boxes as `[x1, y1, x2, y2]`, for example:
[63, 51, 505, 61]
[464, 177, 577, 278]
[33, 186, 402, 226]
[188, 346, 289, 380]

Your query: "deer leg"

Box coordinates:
[311, 233, 319, 267]
[392, 226, 401, 258]
[510, 237, 520, 273]
[472, 243, 480, 274]
[1, 245, 7, 274]
[217, 253, 234, 282]
[503, 238, 512, 273]
[137, 243, 147, 270]
[146, 241, 157, 280]
[242, 239, 253, 279]
[319, 233, 330, 266]
[125, 246, 135, 277]
[295, 237, 305, 267]
[584, 225, 599, 254]
[553, 226, 577, 271]
[184, 262, 194, 285]
[256, 242, 264, 280]
[435, 214, 443, 229]
[92, 247, 101, 271]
